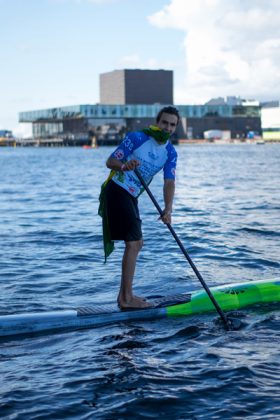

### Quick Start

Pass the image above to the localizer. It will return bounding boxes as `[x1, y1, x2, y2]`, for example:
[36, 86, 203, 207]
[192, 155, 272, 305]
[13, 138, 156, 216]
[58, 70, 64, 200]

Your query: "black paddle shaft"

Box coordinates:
[134, 168, 231, 331]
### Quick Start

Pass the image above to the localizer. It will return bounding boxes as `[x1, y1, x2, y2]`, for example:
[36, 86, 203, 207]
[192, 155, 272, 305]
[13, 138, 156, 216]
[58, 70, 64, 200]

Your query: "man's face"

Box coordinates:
[157, 112, 178, 136]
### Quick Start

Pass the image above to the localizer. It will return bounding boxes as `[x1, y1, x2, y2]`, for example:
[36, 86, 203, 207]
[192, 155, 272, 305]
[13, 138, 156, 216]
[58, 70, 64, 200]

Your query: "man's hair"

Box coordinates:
[156, 106, 180, 124]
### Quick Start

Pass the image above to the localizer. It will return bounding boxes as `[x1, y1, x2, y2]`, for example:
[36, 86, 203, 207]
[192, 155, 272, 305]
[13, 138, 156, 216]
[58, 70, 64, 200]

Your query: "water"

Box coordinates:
[0, 144, 279, 419]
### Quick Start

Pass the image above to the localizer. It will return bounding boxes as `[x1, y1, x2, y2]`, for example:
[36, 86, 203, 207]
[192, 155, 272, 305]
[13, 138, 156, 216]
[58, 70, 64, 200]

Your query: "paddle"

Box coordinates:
[135, 168, 241, 331]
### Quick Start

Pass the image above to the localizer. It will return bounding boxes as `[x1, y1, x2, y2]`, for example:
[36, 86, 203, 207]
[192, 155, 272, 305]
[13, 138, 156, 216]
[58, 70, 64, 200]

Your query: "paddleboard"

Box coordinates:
[0, 278, 279, 338]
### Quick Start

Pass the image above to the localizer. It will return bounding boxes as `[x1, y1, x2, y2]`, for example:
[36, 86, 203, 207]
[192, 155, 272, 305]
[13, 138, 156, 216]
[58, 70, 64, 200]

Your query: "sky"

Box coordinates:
[1, 0, 280, 137]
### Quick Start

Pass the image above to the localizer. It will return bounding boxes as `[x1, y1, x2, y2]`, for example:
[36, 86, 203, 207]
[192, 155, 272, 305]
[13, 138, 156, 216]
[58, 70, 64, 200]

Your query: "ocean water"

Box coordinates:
[0, 144, 279, 419]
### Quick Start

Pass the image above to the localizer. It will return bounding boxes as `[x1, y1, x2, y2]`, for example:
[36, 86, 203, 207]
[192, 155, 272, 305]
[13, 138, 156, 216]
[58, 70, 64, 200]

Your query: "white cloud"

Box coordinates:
[118, 54, 142, 68]
[148, 0, 280, 103]
[118, 54, 179, 71]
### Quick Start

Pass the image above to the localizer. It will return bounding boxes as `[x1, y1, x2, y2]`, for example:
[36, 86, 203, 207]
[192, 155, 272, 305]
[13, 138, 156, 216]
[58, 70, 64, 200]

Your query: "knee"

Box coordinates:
[137, 239, 143, 252]
[126, 239, 143, 254]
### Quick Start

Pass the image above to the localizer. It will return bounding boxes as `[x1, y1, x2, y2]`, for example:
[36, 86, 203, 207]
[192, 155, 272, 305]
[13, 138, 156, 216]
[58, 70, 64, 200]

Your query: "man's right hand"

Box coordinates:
[123, 159, 140, 171]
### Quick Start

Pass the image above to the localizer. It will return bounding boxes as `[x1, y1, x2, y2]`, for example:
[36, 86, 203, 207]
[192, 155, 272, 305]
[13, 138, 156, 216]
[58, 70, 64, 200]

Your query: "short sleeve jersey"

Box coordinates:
[110, 131, 177, 197]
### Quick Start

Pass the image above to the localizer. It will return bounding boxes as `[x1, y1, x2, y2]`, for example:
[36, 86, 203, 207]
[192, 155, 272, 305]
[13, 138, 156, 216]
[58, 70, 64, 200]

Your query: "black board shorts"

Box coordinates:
[105, 180, 142, 242]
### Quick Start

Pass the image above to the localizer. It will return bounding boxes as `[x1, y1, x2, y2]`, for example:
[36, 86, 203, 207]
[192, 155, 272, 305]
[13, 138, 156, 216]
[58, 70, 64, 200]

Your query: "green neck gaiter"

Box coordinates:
[142, 125, 170, 144]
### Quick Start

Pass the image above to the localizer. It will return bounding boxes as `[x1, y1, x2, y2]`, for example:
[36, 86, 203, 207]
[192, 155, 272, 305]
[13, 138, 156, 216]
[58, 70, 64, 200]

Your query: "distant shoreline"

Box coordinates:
[1, 138, 279, 148]
[177, 138, 278, 145]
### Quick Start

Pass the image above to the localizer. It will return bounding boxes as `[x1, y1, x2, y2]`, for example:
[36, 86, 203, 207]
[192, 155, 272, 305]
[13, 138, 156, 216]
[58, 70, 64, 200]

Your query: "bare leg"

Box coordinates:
[117, 239, 152, 309]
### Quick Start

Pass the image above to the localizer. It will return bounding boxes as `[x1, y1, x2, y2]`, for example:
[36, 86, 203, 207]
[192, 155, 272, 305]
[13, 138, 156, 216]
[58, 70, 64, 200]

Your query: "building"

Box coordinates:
[261, 104, 280, 141]
[100, 69, 173, 105]
[18, 69, 261, 146]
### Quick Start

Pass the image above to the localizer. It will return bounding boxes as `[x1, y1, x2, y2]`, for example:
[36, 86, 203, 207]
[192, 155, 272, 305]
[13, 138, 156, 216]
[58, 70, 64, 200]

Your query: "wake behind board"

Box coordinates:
[0, 278, 280, 338]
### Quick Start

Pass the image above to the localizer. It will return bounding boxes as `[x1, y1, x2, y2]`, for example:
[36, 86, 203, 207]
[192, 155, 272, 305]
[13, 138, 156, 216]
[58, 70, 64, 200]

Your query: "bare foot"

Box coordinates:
[118, 296, 153, 310]
[132, 294, 147, 303]
[117, 293, 146, 304]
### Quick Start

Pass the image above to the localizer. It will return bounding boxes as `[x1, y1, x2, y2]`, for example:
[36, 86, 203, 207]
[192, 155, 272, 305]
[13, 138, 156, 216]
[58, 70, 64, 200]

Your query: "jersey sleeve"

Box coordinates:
[110, 132, 144, 161]
[163, 144, 177, 180]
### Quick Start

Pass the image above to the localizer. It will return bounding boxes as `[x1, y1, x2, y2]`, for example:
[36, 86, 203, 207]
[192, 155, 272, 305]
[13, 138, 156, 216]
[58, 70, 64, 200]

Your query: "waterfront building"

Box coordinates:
[261, 103, 280, 141]
[18, 69, 261, 146]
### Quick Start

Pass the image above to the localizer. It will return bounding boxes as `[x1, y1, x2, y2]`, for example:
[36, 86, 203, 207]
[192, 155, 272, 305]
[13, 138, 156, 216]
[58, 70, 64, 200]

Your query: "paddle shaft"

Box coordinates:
[135, 168, 230, 330]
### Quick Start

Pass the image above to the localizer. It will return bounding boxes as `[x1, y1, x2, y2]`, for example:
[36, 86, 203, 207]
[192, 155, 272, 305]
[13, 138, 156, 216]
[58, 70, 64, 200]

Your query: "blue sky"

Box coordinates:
[1, 0, 280, 136]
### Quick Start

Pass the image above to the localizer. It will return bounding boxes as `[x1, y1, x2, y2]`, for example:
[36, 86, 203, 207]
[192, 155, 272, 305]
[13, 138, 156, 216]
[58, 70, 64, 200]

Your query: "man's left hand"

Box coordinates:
[159, 210, 172, 225]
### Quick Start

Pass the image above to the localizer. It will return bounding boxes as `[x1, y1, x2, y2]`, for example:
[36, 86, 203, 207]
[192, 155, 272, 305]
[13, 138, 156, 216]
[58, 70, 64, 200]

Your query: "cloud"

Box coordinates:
[118, 54, 142, 68]
[118, 54, 179, 71]
[148, 0, 280, 103]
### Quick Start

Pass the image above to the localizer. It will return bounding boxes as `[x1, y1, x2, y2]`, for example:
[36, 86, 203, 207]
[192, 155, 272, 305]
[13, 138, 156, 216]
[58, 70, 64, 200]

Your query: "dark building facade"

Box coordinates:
[100, 69, 173, 105]
[186, 116, 261, 139]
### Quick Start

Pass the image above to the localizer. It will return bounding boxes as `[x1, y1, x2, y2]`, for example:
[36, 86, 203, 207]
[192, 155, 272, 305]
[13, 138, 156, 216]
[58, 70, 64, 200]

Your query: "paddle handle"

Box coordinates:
[135, 168, 230, 330]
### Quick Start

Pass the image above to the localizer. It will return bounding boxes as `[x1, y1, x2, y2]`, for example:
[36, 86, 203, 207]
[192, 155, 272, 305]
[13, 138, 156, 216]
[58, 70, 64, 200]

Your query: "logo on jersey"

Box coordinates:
[114, 149, 124, 160]
[148, 151, 158, 160]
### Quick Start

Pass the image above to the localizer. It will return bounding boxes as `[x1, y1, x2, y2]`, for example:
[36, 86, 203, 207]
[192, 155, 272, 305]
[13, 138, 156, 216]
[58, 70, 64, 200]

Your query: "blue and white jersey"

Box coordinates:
[110, 131, 177, 197]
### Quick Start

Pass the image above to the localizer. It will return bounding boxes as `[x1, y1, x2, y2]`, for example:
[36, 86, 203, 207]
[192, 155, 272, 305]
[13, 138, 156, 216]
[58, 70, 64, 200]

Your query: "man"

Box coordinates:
[100, 106, 180, 309]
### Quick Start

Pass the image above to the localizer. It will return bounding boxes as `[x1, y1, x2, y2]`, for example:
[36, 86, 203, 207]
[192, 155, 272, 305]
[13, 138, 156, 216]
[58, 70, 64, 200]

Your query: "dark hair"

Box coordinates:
[156, 106, 180, 124]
